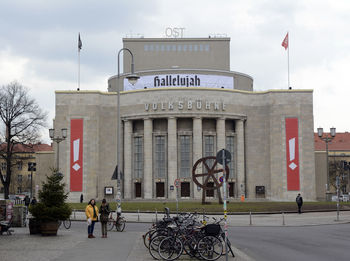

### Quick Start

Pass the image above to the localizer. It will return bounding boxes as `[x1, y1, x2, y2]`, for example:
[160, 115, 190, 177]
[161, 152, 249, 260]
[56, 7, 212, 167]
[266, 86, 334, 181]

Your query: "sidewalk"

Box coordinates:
[71, 210, 350, 226]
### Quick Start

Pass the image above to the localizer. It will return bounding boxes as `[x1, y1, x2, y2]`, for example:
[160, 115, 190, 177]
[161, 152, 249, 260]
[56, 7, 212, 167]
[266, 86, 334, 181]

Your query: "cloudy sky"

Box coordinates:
[1, 0, 349, 143]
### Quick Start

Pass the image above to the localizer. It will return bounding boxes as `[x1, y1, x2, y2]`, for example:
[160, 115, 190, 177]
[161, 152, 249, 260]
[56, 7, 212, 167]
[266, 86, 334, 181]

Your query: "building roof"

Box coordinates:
[314, 132, 350, 151]
[0, 143, 53, 153]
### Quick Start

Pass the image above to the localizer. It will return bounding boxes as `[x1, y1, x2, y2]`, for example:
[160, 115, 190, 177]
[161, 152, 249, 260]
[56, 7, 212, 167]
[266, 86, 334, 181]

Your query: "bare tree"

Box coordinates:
[0, 82, 47, 199]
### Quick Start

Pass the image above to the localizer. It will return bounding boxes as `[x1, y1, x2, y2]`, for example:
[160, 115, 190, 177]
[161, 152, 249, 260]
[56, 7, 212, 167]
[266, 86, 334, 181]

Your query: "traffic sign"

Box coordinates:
[216, 149, 232, 165]
[174, 179, 181, 187]
[219, 176, 224, 183]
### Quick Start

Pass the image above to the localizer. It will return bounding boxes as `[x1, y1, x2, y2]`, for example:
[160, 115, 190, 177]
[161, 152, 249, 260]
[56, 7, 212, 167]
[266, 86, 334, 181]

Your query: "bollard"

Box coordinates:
[282, 212, 285, 226]
[249, 211, 252, 226]
[156, 209, 158, 222]
[138, 209, 140, 222]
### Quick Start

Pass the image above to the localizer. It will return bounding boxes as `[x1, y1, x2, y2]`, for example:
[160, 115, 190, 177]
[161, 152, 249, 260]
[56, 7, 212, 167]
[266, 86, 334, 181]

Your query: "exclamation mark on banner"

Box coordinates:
[289, 138, 297, 170]
[72, 139, 81, 171]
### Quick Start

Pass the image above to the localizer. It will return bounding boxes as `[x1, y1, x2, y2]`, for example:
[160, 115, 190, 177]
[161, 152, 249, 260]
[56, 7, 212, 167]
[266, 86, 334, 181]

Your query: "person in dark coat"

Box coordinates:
[99, 199, 110, 238]
[80, 194, 84, 203]
[23, 195, 30, 214]
[296, 193, 303, 214]
[30, 197, 37, 205]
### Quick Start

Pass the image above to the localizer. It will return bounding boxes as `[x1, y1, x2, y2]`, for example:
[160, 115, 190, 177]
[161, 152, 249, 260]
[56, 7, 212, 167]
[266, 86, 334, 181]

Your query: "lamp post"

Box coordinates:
[49, 128, 67, 171]
[116, 48, 139, 213]
[317, 127, 336, 199]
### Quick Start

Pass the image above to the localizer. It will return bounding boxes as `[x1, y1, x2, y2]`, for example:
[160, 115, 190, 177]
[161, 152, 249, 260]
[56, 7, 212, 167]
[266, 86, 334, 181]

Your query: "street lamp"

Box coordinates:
[317, 127, 336, 196]
[116, 48, 139, 213]
[49, 128, 67, 171]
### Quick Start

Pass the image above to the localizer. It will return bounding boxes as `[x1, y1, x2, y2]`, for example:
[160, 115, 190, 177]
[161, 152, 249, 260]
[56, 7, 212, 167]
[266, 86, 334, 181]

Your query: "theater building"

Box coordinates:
[53, 37, 316, 202]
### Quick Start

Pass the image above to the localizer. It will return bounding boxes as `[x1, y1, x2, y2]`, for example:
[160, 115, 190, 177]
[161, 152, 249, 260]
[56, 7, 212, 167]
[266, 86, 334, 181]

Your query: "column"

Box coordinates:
[236, 119, 245, 197]
[216, 118, 226, 200]
[168, 117, 177, 199]
[124, 120, 132, 199]
[193, 117, 202, 199]
[143, 118, 153, 199]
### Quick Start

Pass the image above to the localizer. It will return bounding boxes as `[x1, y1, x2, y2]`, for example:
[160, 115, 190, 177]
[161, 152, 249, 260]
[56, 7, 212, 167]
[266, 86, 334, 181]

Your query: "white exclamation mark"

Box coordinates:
[72, 139, 81, 171]
[289, 138, 297, 170]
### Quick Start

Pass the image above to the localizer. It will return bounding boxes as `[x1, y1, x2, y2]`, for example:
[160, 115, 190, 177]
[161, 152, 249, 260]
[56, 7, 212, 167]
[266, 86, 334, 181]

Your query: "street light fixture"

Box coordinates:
[49, 128, 67, 171]
[317, 127, 336, 197]
[116, 48, 139, 214]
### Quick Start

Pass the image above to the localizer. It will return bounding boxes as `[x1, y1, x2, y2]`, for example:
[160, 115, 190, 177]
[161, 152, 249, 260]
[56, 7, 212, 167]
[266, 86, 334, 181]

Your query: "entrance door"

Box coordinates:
[156, 182, 165, 197]
[206, 182, 214, 197]
[135, 183, 141, 198]
[229, 182, 235, 197]
[181, 182, 190, 197]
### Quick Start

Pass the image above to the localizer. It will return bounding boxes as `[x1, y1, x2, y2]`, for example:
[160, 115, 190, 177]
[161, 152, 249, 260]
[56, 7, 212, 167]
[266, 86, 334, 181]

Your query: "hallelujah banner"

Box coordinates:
[285, 118, 300, 191]
[70, 119, 83, 191]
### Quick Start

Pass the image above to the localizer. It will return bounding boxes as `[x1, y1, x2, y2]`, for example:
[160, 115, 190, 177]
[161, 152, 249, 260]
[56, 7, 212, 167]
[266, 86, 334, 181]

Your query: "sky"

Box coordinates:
[1, 0, 349, 143]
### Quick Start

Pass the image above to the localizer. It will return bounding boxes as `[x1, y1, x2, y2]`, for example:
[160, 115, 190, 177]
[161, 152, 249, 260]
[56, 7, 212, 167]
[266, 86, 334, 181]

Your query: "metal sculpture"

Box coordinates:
[192, 156, 229, 204]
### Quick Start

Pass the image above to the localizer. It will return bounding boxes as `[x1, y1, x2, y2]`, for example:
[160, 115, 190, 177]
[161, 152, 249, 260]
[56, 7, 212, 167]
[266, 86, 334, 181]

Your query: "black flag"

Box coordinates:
[78, 33, 82, 51]
[111, 165, 123, 180]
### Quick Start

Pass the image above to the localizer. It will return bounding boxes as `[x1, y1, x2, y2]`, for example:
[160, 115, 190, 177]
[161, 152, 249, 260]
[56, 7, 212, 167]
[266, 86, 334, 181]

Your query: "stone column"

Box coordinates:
[168, 117, 177, 199]
[216, 118, 226, 199]
[236, 119, 245, 197]
[143, 118, 153, 199]
[123, 120, 132, 199]
[193, 117, 202, 199]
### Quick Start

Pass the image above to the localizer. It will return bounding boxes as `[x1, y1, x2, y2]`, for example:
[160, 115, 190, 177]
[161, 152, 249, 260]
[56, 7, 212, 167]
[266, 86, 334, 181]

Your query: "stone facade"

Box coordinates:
[52, 37, 316, 202]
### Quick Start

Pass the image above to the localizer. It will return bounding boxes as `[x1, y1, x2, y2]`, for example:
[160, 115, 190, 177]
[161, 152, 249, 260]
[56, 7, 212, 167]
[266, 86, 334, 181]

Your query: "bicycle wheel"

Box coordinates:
[63, 219, 71, 229]
[116, 217, 126, 232]
[197, 236, 223, 261]
[158, 236, 183, 261]
[149, 235, 166, 260]
[143, 230, 155, 249]
[107, 218, 114, 231]
[220, 232, 235, 257]
[144, 228, 172, 249]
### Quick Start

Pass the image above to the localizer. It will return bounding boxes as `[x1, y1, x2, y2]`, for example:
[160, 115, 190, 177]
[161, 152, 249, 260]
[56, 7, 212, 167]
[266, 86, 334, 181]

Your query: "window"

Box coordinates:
[17, 161, 23, 170]
[1, 162, 6, 171]
[28, 174, 32, 181]
[154, 136, 166, 178]
[17, 187, 22, 193]
[226, 136, 235, 178]
[205, 45, 209, 52]
[179, 135, 191, 178]
[133, 136, 143, 179]
[156, 182, 165, 197]
[135, 183, 141, 198]
[17, 175, 22, 183]
[144, 45, 149, 51]
[204, 135, 215, 169]
[229, 182, 235, 197]
[194, 45, 198, 52]
[28, 162, 36, 171]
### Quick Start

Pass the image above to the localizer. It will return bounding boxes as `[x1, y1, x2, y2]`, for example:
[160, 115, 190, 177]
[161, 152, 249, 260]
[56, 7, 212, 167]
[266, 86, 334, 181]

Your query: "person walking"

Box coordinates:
[30, 196, 37, 205]
[80, 194, 84, 203]
[23, 195, 30, 214]
[99, 199, 110, 238]
[85, 199, 99, 238]
[296, 193, 303, 214]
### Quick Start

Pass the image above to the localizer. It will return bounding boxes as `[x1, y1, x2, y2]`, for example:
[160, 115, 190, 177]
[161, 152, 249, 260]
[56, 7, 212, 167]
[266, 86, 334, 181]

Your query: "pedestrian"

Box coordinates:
[85, 199, 99, 238]
[30, 196, 37, 205]
[23, 195, 30, 213]
[99, 198, 110, 238]
[296, 193, 303, 214]
[80, 194, 84, 203]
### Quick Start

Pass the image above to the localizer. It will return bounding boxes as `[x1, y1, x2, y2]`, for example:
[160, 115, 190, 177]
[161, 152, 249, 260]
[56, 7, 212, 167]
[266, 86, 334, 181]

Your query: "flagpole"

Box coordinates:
[287, 31, 290, 88]
[78, 48, 80, 90]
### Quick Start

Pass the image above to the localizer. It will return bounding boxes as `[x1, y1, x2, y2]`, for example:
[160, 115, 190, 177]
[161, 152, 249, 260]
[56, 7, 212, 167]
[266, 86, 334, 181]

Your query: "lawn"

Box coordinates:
[69, 200, 350, 213]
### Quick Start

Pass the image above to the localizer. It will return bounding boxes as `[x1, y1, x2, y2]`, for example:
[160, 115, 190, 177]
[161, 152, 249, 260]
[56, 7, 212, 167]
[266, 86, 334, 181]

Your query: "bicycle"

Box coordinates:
[107, 213, 126, 232]
[58, 218, 71, 229]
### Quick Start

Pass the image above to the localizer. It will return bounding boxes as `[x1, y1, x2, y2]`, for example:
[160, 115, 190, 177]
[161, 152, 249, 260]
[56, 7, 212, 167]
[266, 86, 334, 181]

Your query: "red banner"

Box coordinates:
[70, 119, 83, 191]
[285, 118, 300, 190]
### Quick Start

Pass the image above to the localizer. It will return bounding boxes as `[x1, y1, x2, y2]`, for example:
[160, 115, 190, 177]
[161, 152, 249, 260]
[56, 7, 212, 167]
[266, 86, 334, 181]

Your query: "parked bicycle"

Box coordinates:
[107, 213, 126, 232]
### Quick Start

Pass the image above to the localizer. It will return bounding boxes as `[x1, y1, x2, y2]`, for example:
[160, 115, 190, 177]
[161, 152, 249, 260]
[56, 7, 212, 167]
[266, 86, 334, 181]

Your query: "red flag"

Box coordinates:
[282, 33, 288, 50]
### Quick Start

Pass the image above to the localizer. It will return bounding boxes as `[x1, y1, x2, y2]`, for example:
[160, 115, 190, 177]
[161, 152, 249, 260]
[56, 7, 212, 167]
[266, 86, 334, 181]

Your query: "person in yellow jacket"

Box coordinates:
[85, 199, 99, 238]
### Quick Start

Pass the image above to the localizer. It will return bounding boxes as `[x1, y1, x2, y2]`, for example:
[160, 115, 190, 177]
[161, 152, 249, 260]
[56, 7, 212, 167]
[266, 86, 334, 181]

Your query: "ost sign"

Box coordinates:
[124, 74, 234, 91]
[165, 27, 185, 38]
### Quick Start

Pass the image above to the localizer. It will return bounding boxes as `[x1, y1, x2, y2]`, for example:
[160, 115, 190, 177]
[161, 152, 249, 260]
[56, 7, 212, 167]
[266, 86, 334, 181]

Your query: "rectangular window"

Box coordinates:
[204, 135, 215, 169]
[17, 174, 23, 183]
[154, 136, 166, 178]
[133, 136, 143, 179]
[135, 183, 141, 198]
[17, 161, 23, 171]
[144, 45, 148, 51]
[226, 136, 235, 178]
[179, 135, 191, 178]
[17, 187, 22, 193]
[28, 162, 36, 171]
[1, 162, 6, 171]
